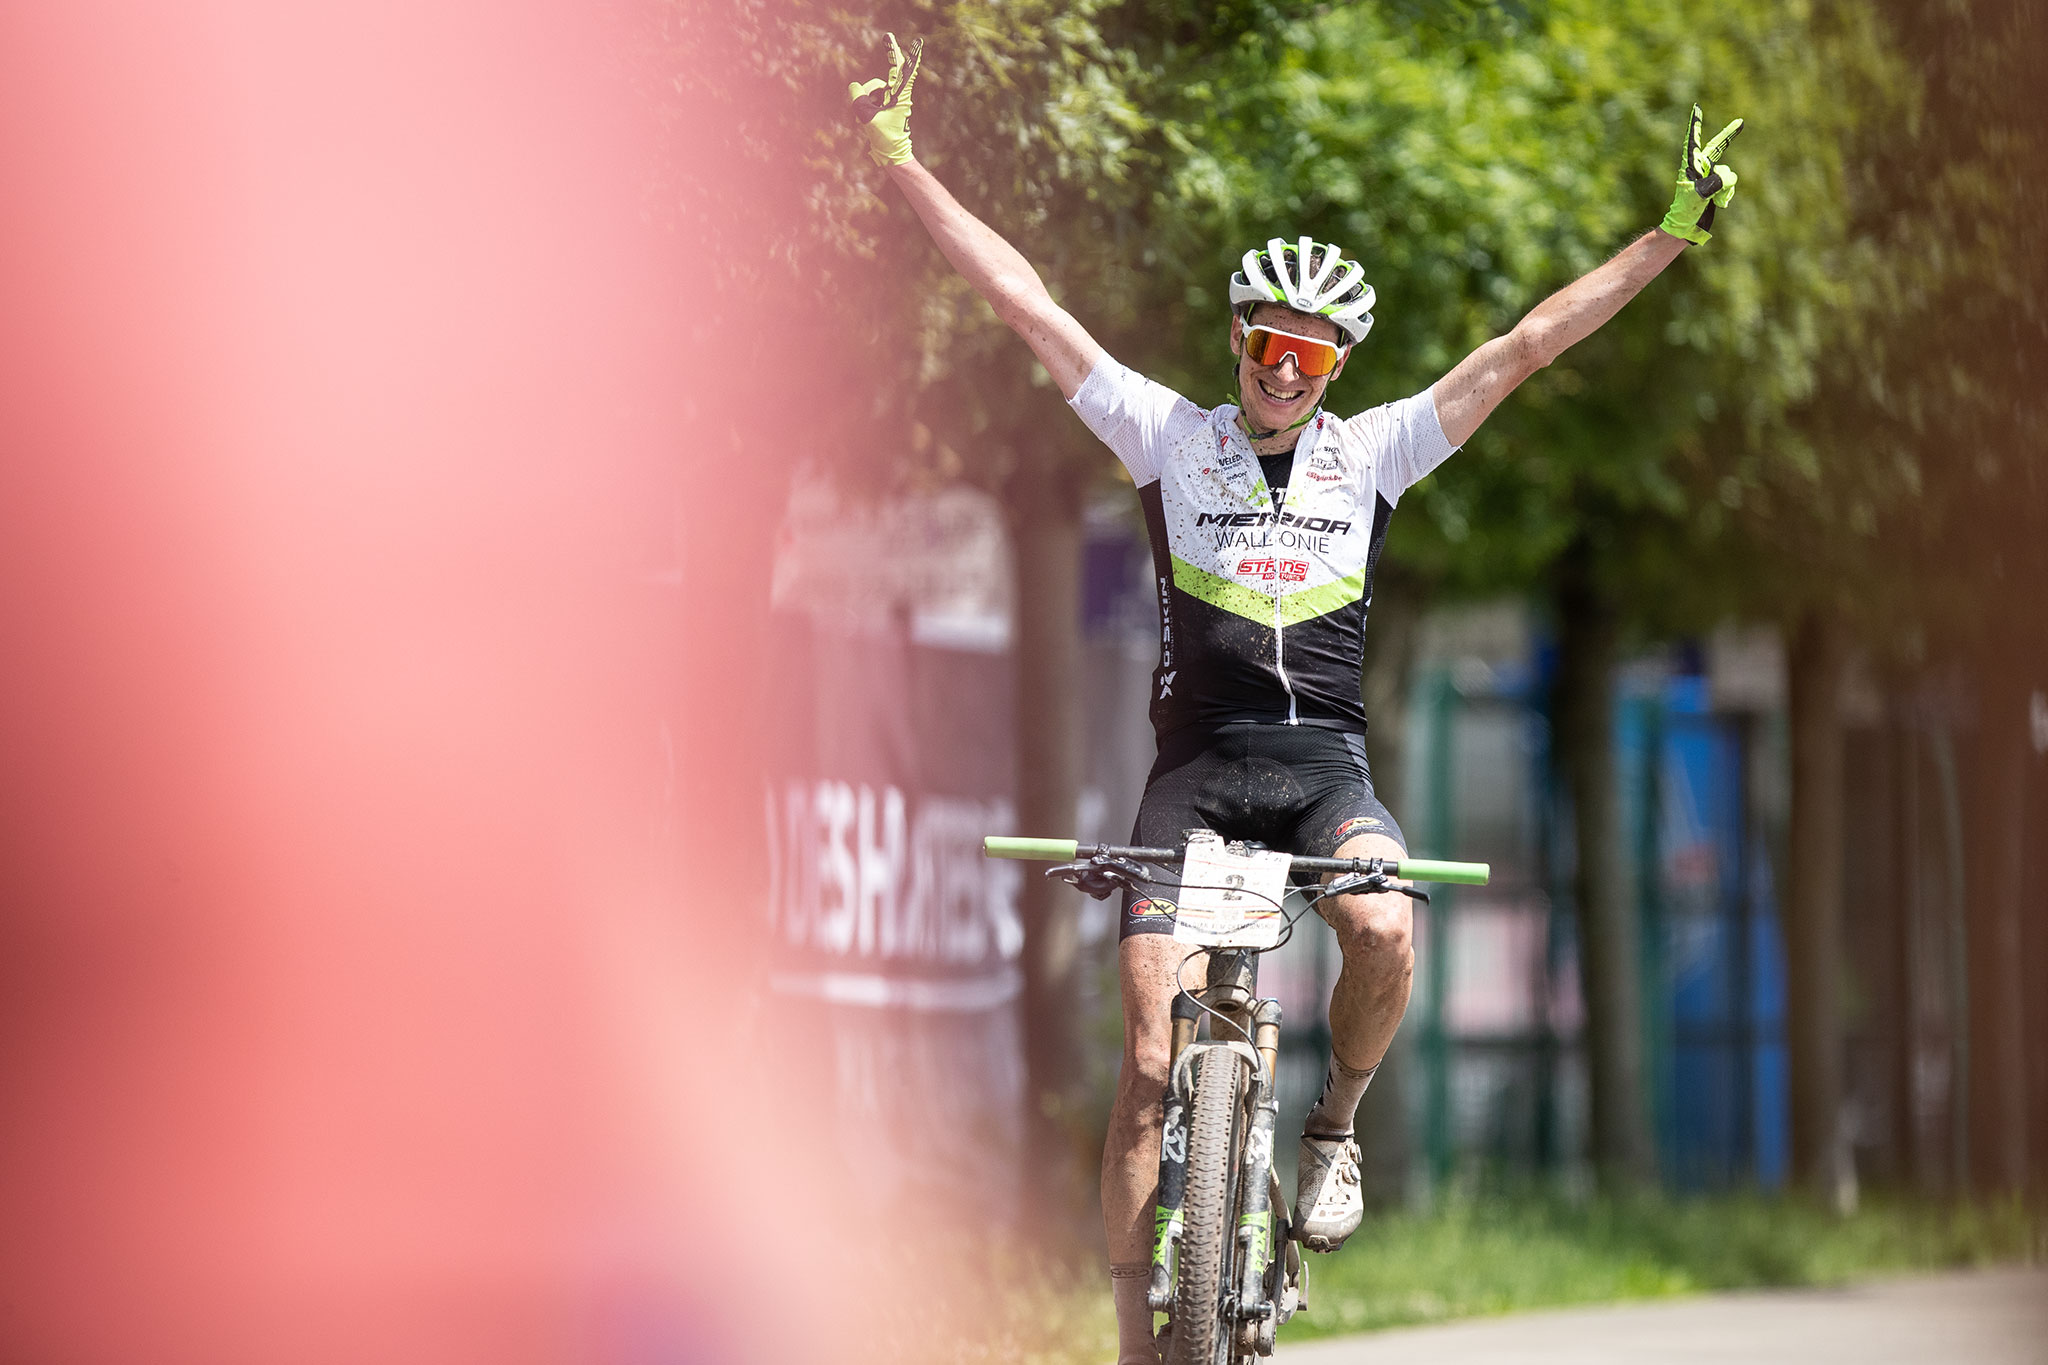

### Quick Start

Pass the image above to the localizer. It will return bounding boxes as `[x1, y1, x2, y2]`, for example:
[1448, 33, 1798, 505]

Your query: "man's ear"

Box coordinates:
[1328, 346, 1351, 382]
[1229, 313, 1245, 357]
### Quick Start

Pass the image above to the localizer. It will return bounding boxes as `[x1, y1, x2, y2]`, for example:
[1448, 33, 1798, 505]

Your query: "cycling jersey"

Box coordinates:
[1069, 358, 1457, 738]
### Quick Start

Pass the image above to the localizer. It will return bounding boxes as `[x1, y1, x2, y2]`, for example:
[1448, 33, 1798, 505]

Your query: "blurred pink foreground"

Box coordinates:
[0, 3, 868, 1360]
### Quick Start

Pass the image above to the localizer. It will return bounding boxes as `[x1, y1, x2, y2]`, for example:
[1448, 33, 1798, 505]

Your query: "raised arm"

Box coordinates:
[1430, 105, 1745, 448]
[848, 35, 1104, 399]
[1431, 230, 1685, 446]
[885, 159, 1105, 399]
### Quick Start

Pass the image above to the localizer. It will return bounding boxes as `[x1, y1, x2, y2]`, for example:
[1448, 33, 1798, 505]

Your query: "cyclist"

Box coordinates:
[847, 35, 1741, 1364]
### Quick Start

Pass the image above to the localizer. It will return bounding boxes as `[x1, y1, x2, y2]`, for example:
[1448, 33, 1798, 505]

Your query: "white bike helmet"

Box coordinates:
[1229, 236, 1375, 345]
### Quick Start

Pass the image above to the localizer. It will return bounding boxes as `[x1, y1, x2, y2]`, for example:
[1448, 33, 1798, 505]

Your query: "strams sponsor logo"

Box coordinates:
[1128, 897, 1177, 919]
[1239, 557, 1309, 583]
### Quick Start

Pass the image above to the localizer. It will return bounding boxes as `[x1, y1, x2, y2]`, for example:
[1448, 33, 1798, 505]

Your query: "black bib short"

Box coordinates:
[1118, 723, 1404, 940]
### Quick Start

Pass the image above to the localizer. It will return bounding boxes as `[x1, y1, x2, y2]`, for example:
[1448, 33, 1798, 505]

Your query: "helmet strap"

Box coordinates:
[1229, 358, 1320, 444]
[1236, 404, 1319, 442]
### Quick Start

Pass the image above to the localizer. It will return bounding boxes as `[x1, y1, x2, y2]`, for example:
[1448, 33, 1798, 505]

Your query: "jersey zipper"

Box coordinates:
[1272, 486, 1298, 724]
[1244, 423, 1305, 725]
[1275, 597, 1297, 723]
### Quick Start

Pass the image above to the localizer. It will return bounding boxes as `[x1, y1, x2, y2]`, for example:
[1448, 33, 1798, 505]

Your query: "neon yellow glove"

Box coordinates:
[1660, 104, 1744, 245]
[846, 33, 923, 168]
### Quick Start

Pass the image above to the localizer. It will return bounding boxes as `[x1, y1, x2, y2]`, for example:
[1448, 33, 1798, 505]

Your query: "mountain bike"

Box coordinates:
[984, 833, 1488, 1364]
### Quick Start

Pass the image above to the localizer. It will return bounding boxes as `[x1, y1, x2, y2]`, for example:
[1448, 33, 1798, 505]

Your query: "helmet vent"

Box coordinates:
[1228, 235, 1377, 345]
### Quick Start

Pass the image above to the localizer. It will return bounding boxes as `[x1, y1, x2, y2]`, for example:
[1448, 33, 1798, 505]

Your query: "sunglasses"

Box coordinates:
[1242, 324, 1345, 378]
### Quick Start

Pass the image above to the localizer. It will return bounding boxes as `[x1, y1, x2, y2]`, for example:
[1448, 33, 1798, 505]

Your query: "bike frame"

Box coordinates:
[982, 836, 1488, 1361]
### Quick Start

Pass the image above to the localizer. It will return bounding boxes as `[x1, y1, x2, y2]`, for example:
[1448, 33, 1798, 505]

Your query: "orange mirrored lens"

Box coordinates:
[1243, 325, 1340, 377]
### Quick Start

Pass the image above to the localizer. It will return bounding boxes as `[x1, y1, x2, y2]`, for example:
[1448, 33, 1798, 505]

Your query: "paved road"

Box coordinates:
[1281, 1268, 2048, 1364]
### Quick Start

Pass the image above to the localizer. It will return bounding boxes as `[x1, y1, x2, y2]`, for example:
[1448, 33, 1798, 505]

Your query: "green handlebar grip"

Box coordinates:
[1393, 858, 1490, 885]
[984, 836, 1081, 861]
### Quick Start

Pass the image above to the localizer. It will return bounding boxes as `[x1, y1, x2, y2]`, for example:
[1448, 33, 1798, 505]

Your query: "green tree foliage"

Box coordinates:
[671, 1, 1991, 643]
[1732, 0, 2047, 660]
[1109, 0, 1908, 627]
[653, 0, 1165, 491]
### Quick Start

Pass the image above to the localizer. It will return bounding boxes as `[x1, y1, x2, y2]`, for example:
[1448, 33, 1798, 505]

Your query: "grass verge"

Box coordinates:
[937, 1193, 2042, 1363]
[1279, 1190, 2043, 1342]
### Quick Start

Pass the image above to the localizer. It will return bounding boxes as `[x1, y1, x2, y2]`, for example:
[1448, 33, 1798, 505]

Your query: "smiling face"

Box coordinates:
[1231, 302, 1349, 436]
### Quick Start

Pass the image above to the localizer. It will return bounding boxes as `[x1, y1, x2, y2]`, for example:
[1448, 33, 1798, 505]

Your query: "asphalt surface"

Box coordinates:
[1280, 1267, 2048, 1364]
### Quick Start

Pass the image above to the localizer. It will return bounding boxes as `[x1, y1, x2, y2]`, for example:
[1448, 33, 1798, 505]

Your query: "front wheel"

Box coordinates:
[1167, 1049, 1245, 1365]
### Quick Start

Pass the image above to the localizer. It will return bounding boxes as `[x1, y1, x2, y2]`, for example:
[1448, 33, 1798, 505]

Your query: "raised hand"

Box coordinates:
[1660, 103, 1745, 245]
[846, 33, 923, 168]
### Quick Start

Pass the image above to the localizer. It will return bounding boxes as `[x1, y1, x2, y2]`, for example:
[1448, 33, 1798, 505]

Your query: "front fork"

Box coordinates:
[1147, 992, 1201, 1311]
[1148, 990, 1288, 1324]
[1234, 999, 1283, 1321]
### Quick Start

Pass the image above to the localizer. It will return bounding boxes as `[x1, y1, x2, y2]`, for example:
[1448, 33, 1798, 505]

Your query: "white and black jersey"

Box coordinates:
[1068, 357, 1458, 738]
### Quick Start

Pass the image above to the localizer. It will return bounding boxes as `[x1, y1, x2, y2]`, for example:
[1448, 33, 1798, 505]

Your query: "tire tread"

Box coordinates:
[1167, 1052, 1242, 1365]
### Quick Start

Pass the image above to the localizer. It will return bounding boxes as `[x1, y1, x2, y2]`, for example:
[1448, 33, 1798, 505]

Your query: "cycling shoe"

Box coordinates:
[1294, 1131, 1363, 1252]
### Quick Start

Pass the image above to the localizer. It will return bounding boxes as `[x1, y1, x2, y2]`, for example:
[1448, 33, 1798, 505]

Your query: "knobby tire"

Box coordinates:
[1167, 1050, 1244, 1365]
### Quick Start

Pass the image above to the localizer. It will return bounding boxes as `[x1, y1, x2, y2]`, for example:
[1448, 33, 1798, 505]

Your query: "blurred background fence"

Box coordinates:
[769, 481, 2048, 1224]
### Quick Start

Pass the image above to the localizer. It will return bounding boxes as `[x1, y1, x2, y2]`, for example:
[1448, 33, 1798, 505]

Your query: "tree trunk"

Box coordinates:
[1004, 448, 1089, 1243]
[1786, 611, 1853, 1209]
[1355, 562, 1426, 1206]
[1965, 667, 2031, 1198]
[1552, 544, 1655, 1189]
[2027, 695, 2048, 1199]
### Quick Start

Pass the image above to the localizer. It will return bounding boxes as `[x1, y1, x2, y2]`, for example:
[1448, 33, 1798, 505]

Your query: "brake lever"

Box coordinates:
[1318, 871, 1386, 899]
[1312, 871, 1431, 906]
[1046, 856, 1149, 901]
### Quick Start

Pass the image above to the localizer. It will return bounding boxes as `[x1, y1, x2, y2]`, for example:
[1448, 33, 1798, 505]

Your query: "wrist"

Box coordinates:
[864, 130, 914, 168]
[1659, 185, 1712, 246]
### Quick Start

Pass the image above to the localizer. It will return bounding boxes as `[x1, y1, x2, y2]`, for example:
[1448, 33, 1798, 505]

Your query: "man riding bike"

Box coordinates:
[847, 35, 1741, 1364]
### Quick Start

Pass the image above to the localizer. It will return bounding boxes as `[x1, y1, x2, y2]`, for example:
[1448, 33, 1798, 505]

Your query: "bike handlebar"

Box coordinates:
[981, 836, 1490, 885]
[982, 836, 1085, 861]
[1390, 858, 1491, 885]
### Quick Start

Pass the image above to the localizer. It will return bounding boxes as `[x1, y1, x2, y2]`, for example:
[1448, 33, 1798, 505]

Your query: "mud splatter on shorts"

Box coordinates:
[1118, 723, 1405, 939]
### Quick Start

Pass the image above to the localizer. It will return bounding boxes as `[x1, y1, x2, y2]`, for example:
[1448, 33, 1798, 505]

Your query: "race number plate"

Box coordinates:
[1172, 832, 1291, 948]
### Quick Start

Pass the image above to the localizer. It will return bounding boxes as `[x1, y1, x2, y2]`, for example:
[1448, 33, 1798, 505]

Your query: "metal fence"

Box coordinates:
[1384, 662, 1797, 1190]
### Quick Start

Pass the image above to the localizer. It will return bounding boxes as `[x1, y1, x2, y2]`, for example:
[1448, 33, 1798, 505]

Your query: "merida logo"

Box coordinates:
[1196, 511, 1353, 534]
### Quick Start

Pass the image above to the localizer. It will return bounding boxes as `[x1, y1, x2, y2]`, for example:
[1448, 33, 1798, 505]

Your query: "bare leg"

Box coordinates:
[1316, 831, 1414, 1096]
[1102, 932, 1197, 1363]
[1294, 831, 1416, 1250]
